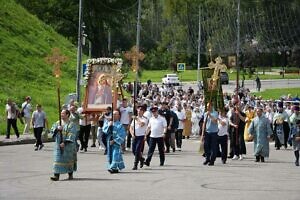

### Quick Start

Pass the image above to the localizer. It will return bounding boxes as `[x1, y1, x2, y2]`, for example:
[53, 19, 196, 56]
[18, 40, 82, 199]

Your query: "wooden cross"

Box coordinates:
[45, 48, 68, 78]
[208, 56, 227, 90]
[200, 56, 227, 91]
[124, 46, 145, 72]
[45, 48, 68, 144]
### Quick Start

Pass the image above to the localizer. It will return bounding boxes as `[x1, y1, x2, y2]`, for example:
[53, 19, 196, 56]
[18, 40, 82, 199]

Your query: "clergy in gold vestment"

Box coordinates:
[244, 105, 255, 142]
[183, 104, 192, 138]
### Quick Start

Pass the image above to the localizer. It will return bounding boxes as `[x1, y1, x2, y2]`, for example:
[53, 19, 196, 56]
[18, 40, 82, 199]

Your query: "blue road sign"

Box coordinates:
[177, 63, 186, 71]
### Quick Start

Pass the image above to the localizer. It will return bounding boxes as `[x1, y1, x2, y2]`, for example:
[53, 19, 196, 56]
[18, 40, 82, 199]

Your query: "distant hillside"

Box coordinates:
[0, 0, 78, 134]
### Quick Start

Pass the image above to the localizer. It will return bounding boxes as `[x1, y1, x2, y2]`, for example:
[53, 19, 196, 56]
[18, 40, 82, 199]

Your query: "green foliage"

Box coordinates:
[0, 0, 78, 134]
[252, 88, 300, 100]
[144, 49, 172, 70]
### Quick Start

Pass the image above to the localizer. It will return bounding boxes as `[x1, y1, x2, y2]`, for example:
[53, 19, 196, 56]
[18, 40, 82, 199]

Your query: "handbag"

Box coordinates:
[20, 103, 28, 118]
[198, 139, 205, 154]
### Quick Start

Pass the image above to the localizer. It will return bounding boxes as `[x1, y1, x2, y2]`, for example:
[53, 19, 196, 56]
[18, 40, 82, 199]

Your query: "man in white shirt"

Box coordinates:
[77, 104, 91, 152]
[175, 104, 186, 151]
[217, 109, 229, 164]
[119, 98, 133, 151]
[22, 96, 32, 135]
[144, 106, 167, 167]
[130, 105, 148, 170]
[5, 98, 20, 139]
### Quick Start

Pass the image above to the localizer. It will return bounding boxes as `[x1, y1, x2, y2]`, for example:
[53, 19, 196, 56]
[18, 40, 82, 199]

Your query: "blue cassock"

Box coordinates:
[103, 120, 126, 171]
[50, 121, 78, 174]
[248, 116, 273, 157]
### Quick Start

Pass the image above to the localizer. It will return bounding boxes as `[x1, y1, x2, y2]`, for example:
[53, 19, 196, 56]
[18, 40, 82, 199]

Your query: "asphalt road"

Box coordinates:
[179, 79, 300, 93]
[0, 138, 299, 200]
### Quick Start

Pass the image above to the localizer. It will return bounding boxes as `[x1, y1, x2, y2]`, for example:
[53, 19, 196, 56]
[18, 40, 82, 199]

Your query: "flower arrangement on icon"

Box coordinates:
[83, 58, 123, 87]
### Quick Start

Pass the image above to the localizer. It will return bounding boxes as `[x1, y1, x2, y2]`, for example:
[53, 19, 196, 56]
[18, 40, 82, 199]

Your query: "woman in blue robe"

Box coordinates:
[102, 110, 126, 173]
[50, 109, 78, 181]
[248, 107, 273, 162]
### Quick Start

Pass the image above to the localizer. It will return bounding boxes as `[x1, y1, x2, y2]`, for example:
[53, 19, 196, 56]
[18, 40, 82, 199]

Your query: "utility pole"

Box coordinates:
[108, 29, 111, 56]
[135, 0, 142, 97]
[236, 0, 241, 96]
[197, 6, 201, 87]
[76, 0, 83, 103]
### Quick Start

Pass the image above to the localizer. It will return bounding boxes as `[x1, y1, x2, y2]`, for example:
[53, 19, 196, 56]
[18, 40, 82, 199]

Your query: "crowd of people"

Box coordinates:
[4, 82, 300, 181]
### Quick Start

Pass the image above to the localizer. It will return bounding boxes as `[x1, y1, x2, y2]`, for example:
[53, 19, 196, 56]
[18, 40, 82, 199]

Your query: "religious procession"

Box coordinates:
[1, 3, 300, 198]
[5, 53, 299, 182]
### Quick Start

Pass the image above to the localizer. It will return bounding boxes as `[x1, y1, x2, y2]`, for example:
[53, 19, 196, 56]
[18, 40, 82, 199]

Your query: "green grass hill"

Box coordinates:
[0, 0, 78, 134]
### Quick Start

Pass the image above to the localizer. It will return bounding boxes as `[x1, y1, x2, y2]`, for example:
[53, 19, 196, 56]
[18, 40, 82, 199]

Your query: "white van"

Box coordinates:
[162, 74, 180, 86]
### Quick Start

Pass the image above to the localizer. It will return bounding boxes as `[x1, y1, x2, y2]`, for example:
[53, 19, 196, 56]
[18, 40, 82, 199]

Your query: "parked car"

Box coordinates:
[220, 71, 229, 84]
[162, 74, 180, 86]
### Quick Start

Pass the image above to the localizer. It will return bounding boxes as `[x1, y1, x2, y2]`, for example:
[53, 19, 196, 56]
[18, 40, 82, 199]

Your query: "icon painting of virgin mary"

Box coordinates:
[93, 74, 112, 104]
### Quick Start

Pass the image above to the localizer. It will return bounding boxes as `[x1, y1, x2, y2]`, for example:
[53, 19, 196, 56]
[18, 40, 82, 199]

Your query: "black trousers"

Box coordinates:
[123, 124, 132, 148]
[34, 127, 43, 146]
[230, 128, 241, 156]
[217, 135, 228, 162]
[146, 137, 165, 165]
[6, 119, 19, 138]
[164, 129, 175, 151]
[274, 132, 289, 148]
[79, 124, 91, 149]
[102, 133, 107, 149]
[204, 132, 218, 163]
[175, 129, 183, 148]
[132, 136, 145, 166]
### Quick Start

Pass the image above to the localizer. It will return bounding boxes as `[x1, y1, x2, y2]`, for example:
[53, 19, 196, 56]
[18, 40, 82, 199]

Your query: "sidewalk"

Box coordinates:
[0, 133, 53, 146]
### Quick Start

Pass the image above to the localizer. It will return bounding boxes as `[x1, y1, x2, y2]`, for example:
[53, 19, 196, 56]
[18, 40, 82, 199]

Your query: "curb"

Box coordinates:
[0, 137, 54, 146]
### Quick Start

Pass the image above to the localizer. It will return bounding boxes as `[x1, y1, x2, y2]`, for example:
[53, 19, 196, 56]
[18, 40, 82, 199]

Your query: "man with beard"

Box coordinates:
[248, 106, 273, 162]
[273, 102, 290, 149]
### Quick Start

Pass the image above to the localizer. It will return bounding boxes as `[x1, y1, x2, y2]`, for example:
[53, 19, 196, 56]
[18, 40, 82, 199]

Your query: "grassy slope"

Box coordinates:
[0, 0, 77, 134]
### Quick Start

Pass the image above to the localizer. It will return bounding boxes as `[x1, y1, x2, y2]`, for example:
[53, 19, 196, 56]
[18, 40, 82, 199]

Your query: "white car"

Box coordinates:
[162, 74, 180, 86]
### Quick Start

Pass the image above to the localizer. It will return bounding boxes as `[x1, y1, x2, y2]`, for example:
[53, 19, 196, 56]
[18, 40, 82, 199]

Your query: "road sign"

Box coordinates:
[82, 63, 87, 76]
[177, 63, 186, 71]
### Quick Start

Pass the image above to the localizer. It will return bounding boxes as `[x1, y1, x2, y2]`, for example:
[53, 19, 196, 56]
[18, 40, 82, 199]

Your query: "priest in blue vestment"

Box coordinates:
[103, 110, 126, 173]
[50, 109, 78, 181]
[248, 106, 273, 162]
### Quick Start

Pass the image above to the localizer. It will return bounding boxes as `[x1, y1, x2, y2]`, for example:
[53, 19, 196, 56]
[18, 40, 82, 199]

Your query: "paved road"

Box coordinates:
[181, 79, 300, 93]
[0, 138, 299, 200]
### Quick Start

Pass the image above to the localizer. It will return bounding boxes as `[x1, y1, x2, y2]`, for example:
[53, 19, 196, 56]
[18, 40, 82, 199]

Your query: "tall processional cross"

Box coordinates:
[124, 46, 145, 72]
[45, 48, 68, 78]
[45, 48, 68, 139]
